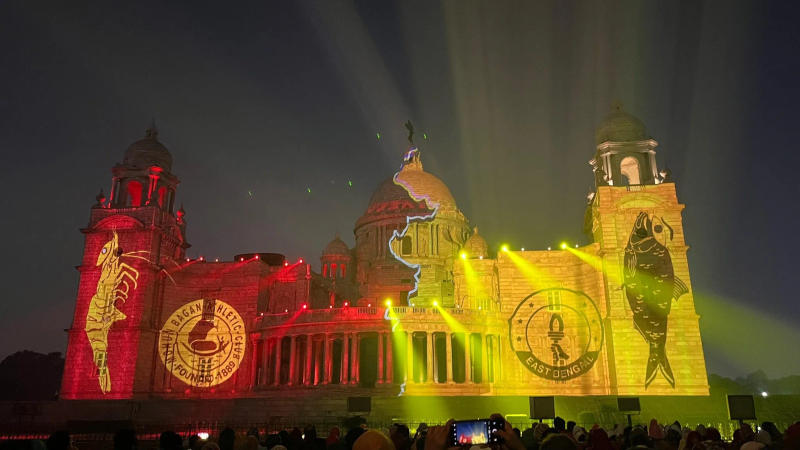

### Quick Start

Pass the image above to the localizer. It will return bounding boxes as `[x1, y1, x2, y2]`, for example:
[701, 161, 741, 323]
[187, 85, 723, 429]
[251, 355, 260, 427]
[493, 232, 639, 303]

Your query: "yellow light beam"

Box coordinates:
[433, 301, 467, 333]
[460, 255, 488, 300]
[501, 247, 560, 290]
[564, 246, 624, 286]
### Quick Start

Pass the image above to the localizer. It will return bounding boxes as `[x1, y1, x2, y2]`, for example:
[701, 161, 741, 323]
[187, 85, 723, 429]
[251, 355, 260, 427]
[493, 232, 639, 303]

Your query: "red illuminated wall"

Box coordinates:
[61, 208, 185, 399]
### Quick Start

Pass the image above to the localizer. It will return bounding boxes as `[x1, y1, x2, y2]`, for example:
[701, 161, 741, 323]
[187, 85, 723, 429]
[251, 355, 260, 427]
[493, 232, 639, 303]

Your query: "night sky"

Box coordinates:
[1, 1, 799, 379]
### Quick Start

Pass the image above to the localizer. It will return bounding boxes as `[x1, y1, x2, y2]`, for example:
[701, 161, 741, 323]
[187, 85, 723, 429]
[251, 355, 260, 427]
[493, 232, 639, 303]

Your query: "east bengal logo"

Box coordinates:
[508, 288, 604, 381]
[158, 298, 246, 387]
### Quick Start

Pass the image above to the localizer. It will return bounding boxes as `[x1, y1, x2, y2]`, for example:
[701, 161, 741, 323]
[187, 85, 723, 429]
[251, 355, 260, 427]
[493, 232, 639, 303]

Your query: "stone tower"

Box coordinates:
[61, 127, 189, 399]
[587, 105, 708, 395]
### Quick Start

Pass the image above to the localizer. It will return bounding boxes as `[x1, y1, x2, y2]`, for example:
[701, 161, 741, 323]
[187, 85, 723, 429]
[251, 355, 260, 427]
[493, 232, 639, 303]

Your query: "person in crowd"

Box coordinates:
[187, 434, 203, 450]
[390, 424, 411, 450]
[113, 429, 137, 450]
[554, 418, 567, 434]
[760, 422, 783, 450]
[567, 422, 577, 435]
[45, 431, 71, 450]
[158, 431, 182, 450]
[627, 427, 652, 449]
[681, 430, 702, 450]
[243, 435, 259, 450]
[541, 434, 578, 450]
[326, 427, 341, 447]
[535, 423, 551, 443]
[663, 428, 682, 450]
[573, 426, 588, 446]
[352, 430, 395, 450]
[784, 422, 800, 450]
[218, 428, 235, 450]
[344, 427, 366, 449]
[589, 427, 614, 450]
[521, 427, 538, 449]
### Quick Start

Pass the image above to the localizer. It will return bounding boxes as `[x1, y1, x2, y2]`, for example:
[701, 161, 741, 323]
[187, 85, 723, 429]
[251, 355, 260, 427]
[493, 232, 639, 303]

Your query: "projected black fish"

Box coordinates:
[624, 211, 688, 388]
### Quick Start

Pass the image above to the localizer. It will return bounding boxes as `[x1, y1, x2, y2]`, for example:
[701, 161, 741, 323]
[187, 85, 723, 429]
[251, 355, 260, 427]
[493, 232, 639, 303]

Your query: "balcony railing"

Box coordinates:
[257, 306, 498, 327]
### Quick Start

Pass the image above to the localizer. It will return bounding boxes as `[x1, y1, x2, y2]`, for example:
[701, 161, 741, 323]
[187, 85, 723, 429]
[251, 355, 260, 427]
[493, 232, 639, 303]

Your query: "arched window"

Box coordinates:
[340, 264, 346, 278]
[331, 263, 337, 279]
[401, 236, 412, 255]
[620, 156, 641, 185]
[322, 264, 328, 278]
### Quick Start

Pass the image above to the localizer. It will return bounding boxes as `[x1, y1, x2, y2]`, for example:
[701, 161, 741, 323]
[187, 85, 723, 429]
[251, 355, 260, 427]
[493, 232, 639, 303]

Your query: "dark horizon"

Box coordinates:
[1, 0, 799, 379]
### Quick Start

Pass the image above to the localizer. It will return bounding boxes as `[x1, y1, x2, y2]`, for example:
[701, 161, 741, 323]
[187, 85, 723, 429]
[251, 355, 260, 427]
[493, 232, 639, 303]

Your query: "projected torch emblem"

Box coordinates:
[509, 288, 604, 381]
[158, 298, 246, 387]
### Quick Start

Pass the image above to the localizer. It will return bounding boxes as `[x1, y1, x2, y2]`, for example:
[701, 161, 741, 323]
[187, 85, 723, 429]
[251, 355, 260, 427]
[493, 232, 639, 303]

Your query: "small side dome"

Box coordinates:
[123, 127, 173, 171]
[595, 102, 647, 145]
[322, 236, 350, 257]
[462, 226, 488, 258]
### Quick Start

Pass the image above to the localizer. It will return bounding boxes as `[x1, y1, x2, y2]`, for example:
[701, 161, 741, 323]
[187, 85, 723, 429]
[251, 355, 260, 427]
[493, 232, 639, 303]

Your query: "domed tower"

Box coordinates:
[587, 106, 708, 394]
[320, 236, 355, 307]
[321, 236, 351, 280]
[591, 102, 662, 187]
[109, 126, 179, 210]
[354, 140, 470, 306]
[461, 226, 488, 259]
[61, 125, 189, 399]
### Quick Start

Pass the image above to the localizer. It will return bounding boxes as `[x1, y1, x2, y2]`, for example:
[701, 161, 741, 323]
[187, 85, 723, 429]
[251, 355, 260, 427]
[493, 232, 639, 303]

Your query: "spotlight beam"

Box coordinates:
[501, 248, 560, 289]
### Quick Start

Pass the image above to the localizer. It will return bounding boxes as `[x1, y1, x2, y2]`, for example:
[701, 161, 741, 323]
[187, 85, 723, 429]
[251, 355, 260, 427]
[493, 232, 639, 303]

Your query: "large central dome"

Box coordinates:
[393, 164, 458, 214]
[356, 152, 464, 227]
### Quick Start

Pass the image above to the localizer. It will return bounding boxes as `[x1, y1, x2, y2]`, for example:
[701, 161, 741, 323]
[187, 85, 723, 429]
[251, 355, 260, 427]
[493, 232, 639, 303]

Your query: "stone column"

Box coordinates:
[314, 338, 323, 385]
[386, 333, 393, 384]
[377, 332, 385, 384]
[496, 334, 503, 383]
[445, 332, 453, 383]
[250, 339, 259, 387]
[261, 338, 270, 386]
[406, 331, 414, 383]
[464, 332, 472, 383]
[341, 333, 350, 384]
[350, 333, 360, 384]
[273, 337, 282, 386]
[323, 334, 331, 384]
[288, 335, 297, 386]
[426, 332, 434, 383]
[304, 335, 313, 385]
[481, 333, 488, 383]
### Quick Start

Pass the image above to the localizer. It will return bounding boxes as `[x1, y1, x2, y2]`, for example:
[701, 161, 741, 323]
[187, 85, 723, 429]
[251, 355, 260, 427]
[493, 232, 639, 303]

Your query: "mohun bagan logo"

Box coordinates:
[508, 288, 604, 381]
[158, 298, 246, 387]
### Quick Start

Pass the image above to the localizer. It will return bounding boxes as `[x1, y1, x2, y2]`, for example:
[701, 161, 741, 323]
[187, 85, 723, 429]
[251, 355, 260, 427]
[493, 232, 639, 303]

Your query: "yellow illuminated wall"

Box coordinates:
[449, 183, 708, 396]
[587, 183, 708, 395]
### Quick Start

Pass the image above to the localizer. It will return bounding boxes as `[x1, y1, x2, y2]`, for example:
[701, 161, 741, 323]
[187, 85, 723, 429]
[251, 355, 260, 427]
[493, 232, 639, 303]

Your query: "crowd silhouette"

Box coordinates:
[1, 414, 798, 450]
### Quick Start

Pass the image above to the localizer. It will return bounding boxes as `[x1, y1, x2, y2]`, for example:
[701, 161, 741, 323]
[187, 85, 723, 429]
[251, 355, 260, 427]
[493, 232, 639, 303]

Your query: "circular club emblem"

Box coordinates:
[508, 288, 604, 381]
[158, 298, 246, 387]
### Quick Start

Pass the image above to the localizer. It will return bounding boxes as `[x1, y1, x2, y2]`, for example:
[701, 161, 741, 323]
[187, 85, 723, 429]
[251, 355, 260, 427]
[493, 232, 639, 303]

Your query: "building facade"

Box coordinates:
[60, 105, 709, 402]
